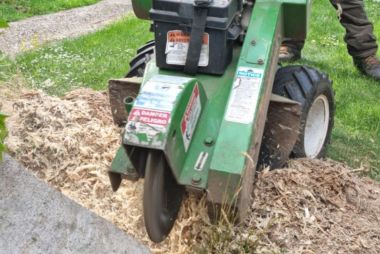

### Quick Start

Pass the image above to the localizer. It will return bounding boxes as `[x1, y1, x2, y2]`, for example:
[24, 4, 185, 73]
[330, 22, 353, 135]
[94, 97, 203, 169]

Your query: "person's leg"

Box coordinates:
[330, 0, 380, 80]
[330, 0, 377, 58]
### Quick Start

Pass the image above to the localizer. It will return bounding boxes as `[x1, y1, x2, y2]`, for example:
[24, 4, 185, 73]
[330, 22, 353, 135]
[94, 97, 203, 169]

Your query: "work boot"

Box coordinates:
[279, 46, 301, 62]
[353, 55, 380, 81]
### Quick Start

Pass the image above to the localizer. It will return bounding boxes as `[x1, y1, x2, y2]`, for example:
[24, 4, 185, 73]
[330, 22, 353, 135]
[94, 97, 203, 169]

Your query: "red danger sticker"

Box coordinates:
[128, 108, 170, 126]
[181, 85, 201, 151]
[167, 30, 209, 44]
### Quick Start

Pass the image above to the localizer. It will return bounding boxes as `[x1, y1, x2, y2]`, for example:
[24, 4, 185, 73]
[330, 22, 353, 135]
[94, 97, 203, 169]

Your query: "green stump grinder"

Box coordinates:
[108, 0, 334, 243]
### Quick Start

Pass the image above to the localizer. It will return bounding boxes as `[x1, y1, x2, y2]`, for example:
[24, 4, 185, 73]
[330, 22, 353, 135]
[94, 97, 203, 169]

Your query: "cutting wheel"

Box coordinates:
[143, 151, 184, 243]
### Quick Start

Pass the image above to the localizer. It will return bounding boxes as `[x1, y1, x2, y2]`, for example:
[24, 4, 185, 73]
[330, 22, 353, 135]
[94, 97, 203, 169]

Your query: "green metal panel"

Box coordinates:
[250, 0, 310, 40]
[123, 74, 204, 152]
[208, 1, 283, 204]
[164, 81, 208, 180]
[282, 0, 310, 39]
[110, 146, 135, 175]
[171, 52, 239, 189]
[109, 146, 136, 191]
[114, 0, 310, 204]
[123, 50, 239, 188]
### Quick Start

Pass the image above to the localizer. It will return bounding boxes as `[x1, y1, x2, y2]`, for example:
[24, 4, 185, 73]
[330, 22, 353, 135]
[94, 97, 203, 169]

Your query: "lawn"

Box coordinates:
[0, 53, 17, 82]
[2, 0, 380, 179]
[15, 16, 152, 95]
[299, 0, 380, 180]
[0, 0, 101, 23]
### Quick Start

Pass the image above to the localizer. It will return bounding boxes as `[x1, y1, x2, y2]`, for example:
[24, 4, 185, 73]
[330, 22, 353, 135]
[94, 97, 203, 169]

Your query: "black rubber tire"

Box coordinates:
[272, 65, 335, 158]
[137, 40, 155, 54]
[143, 151, 184, 243]
[126, 41, 155, 78]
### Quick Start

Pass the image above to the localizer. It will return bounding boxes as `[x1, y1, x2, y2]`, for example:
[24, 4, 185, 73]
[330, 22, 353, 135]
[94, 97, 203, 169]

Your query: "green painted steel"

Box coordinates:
[110, 146, 135, 175]
[109, 146, 136, 191]
[132, 0, 152, 20]
[123, 75, 207, 154]
[112, 0, 311, 206]
[165, 54, 239, 189]
[208, 1, 283, 204]
[282, 0, 310, 39]
[132, 50, 240, 188]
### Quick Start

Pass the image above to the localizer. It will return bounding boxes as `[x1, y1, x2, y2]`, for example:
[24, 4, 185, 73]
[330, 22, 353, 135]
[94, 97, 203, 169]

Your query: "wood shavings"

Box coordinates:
[4, 88, 380, 253]
[242, 159, 380, 253]
[5, 88, 207, 253]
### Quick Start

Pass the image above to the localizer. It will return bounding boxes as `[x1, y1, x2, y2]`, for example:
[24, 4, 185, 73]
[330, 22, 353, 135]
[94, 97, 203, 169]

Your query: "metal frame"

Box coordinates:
[110, 0, 310, 217]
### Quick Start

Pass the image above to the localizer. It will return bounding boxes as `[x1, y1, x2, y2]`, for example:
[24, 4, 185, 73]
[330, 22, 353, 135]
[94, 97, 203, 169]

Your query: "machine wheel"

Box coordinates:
[143, 151, 184, 243]
[126, 41, 155, 77]
[272, 65, 334, 159]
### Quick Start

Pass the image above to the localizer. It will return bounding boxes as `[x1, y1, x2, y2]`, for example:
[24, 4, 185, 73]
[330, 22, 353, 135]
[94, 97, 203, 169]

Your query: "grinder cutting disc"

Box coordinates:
[143, 151, 184, 243]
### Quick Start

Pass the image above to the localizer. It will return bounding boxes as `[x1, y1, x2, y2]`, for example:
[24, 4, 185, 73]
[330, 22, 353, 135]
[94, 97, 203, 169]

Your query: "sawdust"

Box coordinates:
[3, 88, 380, 253]
[252, 160, 380, 253]
[197, 160, 380, 253]
[3, 87, 207, 253]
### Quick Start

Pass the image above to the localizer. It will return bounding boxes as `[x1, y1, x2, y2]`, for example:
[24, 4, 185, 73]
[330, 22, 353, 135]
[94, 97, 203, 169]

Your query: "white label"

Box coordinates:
[125, 121, 167, 147]
[181, 85, 202, 151]
[192, 0, 229, 7]
[134, 77, 185, 111]
[165, 30, 209, 67]
[225, 67, 264, 124]
[150, 74, 192, 84]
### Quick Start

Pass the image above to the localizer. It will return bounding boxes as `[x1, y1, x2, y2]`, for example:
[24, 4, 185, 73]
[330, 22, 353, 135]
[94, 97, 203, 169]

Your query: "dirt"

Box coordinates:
[2, 87, 380, 253]
[0, 0, 132, 58]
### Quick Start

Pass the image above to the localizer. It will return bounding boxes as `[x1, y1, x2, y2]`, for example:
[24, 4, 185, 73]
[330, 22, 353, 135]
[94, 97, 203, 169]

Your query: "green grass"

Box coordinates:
[299, 0, 380, 179]
[5, 1, 380, 180]
[16, 16, 153, 95]
[0, 0, 101, 23]
[0, 53, 17, 82]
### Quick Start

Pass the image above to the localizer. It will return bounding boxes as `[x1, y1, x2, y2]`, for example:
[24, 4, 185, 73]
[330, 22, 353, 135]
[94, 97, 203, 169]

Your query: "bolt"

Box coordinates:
[257, 59, 264, 65]
[204, 137, 214, 146]
[250, 40, 256, 46]
[192, 174, 202, 185]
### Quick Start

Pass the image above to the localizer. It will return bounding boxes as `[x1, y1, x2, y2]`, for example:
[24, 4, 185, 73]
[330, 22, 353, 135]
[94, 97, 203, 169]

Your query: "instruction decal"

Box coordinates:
[225, 67, 264, 124]
[166, 30, 209, 67]
[181, 84, 202, 151]
[134, 76, 185, 111]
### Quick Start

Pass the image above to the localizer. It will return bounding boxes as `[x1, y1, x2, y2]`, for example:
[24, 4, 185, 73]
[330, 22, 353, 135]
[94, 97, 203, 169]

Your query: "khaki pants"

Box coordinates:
[283, 0, 378, 59]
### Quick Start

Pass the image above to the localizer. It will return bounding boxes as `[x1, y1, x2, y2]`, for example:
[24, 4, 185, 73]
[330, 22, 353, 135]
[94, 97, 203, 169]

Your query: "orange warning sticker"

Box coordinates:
[165, 30, 209, 67]
[167, 31, 209, 44]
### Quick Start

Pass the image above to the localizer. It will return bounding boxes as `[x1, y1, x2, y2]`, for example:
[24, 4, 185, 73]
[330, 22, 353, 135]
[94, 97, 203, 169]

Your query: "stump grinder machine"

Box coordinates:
[107, 0, 335, 243]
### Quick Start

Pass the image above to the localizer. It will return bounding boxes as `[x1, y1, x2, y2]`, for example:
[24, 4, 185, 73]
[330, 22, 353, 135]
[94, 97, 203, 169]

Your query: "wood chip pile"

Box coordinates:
[198, 160, 380, 253]
[3, 88, 380, 253]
